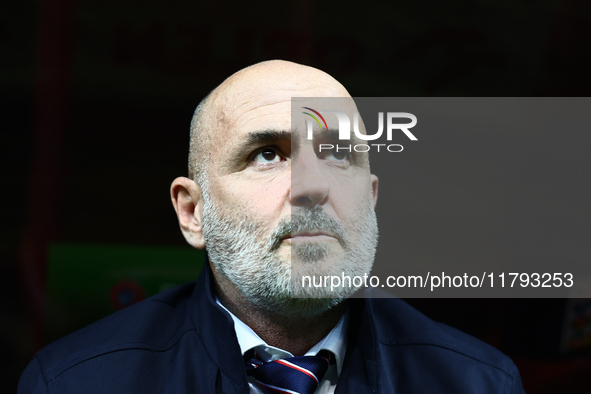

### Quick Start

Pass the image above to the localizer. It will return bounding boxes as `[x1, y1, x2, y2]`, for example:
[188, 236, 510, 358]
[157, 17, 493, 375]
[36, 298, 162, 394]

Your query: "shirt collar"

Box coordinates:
[216, 297, 348, 375]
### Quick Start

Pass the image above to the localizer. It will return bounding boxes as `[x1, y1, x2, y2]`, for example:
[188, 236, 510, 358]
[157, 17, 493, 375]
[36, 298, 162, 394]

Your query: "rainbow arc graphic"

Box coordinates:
[302, 107, 328, 131]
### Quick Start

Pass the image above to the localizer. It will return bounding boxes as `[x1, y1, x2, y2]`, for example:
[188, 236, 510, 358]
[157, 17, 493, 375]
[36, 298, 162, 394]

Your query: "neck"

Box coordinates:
[213, 267, 347, 356]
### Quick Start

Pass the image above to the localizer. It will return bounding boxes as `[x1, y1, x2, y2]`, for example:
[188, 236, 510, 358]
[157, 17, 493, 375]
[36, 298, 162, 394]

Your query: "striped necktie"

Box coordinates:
[245, 350, 332, 394]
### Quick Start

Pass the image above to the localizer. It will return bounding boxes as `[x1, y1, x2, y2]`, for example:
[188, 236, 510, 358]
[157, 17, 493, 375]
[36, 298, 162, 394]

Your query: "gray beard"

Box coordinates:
[201, 186, 378, 319]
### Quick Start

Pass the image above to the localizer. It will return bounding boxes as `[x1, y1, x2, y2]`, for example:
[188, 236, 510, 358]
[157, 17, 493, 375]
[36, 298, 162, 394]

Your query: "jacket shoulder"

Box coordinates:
[366, 297, 522, 389]
[35, 282, 197, 379]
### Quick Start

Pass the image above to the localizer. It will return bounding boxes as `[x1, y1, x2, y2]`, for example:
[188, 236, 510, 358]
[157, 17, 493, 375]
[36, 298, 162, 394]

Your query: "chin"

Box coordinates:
[260, 294, 345, 320]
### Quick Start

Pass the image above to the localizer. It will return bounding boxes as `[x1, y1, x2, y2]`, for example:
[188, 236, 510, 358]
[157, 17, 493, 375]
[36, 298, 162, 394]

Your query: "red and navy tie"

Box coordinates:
[245, 351, 331, 394]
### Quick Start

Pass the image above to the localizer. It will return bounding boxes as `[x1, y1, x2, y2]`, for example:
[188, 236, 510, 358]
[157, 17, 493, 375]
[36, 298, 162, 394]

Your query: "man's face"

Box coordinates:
[200, 75, 378, 318]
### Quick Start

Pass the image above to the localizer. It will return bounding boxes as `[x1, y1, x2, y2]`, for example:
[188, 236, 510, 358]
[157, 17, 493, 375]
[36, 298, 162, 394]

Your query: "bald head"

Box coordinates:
[188, 60, 350, 185]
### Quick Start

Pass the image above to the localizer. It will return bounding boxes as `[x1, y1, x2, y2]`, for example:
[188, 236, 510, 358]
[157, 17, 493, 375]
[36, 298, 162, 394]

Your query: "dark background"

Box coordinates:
[3, 0, 591, 392]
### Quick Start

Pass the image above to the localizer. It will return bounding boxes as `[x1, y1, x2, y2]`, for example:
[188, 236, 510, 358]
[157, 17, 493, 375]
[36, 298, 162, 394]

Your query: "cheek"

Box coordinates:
[330, 178, 373, 222]
[210, 176, 290, 219]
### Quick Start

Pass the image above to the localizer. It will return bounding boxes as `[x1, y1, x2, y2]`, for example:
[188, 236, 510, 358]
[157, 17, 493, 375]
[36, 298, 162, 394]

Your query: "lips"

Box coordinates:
[270, 207, 349, 250]
[283, 230, 338, 240]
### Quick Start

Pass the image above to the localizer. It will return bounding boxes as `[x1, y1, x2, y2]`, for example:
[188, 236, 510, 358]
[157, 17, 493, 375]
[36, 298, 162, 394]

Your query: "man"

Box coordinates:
[19, 60, 525, 393]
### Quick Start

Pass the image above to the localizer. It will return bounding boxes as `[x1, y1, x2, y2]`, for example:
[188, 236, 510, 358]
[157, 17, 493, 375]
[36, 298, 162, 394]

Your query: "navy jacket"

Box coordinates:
[19, 266, 525, 393]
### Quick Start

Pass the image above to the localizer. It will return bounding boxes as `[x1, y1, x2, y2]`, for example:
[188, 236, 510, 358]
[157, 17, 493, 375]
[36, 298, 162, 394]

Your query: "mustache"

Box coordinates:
[269, 207, 347, 250]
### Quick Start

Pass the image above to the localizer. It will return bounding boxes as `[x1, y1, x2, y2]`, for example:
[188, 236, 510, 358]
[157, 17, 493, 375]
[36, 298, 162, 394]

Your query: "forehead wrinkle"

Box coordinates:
[224, 90, 350, 134]
[217, 85, 348, 131]
[227, 99, 292, 133]
[234, 110, 294, 135]
[206, 66, 352, 152]
[236, 113, 291, 135]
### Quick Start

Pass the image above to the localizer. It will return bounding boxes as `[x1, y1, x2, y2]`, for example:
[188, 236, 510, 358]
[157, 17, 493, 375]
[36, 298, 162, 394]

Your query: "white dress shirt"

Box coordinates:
[216, 298, 349, 394]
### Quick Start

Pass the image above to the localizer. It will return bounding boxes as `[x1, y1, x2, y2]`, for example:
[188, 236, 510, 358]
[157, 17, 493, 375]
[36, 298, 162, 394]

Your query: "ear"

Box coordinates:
[370, 174, 379, 208]
[170, 177, 206, 249]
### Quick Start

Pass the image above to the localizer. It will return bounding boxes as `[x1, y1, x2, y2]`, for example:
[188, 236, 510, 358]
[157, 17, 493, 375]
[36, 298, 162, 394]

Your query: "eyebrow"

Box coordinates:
[312, 128, 364, 145]
[230, 130, 292, 166]
[245, 130, 292, 145]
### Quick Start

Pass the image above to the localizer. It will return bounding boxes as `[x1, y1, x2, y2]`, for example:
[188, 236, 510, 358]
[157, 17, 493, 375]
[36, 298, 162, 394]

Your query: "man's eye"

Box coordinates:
[253, 148, 281, 163]
[329, 150, 348, 161]
[321, 148, 349, 162]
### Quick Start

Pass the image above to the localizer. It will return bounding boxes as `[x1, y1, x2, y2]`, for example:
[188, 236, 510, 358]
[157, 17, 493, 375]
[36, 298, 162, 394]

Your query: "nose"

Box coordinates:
[289, 145, 330, 208]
